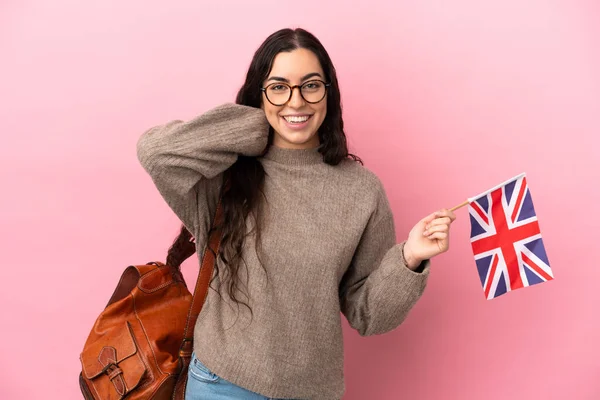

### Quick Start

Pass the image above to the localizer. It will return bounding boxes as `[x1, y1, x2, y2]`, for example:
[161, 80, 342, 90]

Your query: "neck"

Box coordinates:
[262, 144, 324, 166]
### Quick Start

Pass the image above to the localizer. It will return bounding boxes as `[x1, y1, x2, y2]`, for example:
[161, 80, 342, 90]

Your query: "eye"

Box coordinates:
[303, 81, 322, 90]
[269, 84, 288, 92]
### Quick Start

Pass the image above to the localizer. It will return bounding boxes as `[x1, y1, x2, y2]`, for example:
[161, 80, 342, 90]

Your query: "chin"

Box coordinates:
[278, 130, 319, 148]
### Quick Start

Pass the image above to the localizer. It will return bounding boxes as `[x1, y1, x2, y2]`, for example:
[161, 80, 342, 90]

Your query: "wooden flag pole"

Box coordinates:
[449, 200, 469, 212]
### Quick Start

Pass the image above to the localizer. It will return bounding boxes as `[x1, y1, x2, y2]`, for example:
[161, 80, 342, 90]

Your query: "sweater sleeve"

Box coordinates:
[136, 103, 270, 235]
[339, 183, 431, 337]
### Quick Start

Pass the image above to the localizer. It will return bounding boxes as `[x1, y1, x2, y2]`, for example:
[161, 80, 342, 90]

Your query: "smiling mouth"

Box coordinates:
[282, 115, 312, 124]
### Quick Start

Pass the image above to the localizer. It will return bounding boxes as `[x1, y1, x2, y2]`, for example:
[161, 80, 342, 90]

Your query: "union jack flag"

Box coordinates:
[468, 173, 553, 299]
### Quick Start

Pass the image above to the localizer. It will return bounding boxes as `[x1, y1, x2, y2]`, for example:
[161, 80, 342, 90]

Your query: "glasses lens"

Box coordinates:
[266, 83, 291, 106]
[301, 80, 326, 103]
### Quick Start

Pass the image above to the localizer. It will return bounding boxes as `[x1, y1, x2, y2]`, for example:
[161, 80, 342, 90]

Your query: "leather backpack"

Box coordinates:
[79, 201, 223, 399]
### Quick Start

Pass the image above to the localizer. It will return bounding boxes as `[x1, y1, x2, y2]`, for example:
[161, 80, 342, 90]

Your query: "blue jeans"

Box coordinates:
[185, 352, 300, 400]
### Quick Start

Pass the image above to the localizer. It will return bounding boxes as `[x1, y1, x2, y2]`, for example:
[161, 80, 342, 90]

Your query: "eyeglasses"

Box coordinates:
[260, 79, 331, 106]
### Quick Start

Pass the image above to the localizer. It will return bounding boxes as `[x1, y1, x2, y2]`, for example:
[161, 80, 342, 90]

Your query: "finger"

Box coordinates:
[434, 208, 457, 222]
[426, 231, 448, 240]
[425, 217, 452, 230]
[423, 224, 449, 236]
[421, 212, 438, 225]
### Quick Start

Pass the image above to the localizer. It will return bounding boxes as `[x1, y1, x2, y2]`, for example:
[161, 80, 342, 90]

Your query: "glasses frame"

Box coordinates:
[260, 79, 331, 106]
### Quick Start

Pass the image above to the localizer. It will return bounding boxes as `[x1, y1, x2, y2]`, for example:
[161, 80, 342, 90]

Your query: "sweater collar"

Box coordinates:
[262, 145, 324, 166]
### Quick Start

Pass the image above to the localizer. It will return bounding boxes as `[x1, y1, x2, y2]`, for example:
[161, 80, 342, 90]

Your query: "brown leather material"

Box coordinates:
[80, 372, 95, 399]
[172, 361, 189, 400]
[153, 375, 178, 399]
[79, 199, 223, 399]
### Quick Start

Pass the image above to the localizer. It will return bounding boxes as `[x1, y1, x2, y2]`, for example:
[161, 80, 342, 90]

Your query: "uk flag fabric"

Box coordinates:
[468, 173, 553, 299]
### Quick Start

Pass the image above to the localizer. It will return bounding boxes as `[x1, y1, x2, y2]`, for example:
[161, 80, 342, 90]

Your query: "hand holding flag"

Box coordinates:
[404, 209, 457, 270]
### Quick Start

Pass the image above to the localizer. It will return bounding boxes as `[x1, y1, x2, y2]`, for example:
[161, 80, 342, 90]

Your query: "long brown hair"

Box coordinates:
[166, 28, 362, 315]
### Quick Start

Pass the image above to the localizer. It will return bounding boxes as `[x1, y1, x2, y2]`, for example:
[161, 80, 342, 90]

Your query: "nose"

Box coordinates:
[287, 86, 306, 108]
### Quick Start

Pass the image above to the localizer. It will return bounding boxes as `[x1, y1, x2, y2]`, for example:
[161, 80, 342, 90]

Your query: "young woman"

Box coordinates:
[137, 27, 456, 400]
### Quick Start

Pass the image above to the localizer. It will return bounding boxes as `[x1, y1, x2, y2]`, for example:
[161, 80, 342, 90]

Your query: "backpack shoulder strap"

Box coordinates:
[179, 196, 224, 356]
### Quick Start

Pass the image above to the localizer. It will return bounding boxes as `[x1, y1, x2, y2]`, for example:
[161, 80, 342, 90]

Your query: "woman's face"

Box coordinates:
[261, 48, 328, 150]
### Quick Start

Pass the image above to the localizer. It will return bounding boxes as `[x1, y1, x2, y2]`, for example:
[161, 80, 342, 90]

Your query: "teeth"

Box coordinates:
[283, 115, 309, 123]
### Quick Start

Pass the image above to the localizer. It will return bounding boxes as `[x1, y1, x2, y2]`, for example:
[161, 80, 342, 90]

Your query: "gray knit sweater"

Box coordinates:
[136, 103, 430, 399]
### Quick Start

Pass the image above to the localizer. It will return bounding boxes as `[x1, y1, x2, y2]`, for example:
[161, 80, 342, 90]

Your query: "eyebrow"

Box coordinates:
[265, 72, 323, 84]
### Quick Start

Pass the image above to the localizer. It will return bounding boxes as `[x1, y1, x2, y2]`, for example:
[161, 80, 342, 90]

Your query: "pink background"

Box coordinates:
[2, 0, 599, 399]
